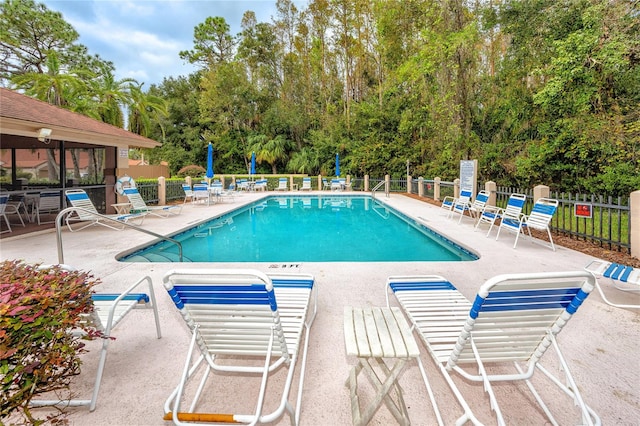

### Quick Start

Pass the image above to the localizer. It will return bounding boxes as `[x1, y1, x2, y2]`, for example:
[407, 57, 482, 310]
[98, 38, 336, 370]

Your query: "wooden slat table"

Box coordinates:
[344, 306, 421, 425]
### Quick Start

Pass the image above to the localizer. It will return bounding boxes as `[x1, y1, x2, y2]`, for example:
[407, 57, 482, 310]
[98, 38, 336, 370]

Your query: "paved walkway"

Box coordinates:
[2, 192, 638, 425]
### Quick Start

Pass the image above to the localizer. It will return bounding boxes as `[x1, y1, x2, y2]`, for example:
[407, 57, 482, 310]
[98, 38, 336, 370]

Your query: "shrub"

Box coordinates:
[176, 165, 206, 178]
[0, 261, 100, 424]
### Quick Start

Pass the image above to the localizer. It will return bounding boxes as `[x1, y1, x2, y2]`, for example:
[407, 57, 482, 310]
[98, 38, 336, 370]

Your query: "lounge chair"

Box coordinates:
[275, 177, 288, 191]
[65, 189, 146, 231]
[123, 187, 182, 217]
[300, 177, 312, 191]
[475, 193, 526, 237]
[162, 269, 317, 425]
[31, 265, 162, 411]
[322, 178, 330, 191]
[386, 271, 600, 426]
[496, 197, 558, 250]
[585, 260, 640, 309]
[32, 190, 62, 225]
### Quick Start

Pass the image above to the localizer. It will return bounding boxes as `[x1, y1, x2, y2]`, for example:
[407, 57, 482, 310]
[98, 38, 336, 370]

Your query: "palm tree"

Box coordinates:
[127, 83, 169, 138]
[248, 133, 292, 174]
[10, 51, 90, 181]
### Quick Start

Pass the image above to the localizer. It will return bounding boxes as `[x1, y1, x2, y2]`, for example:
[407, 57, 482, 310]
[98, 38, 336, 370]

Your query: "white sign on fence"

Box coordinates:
[459, 160, 478, 197]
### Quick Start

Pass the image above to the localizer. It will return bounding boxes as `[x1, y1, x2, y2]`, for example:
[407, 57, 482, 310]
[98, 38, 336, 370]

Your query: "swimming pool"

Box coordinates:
[119, 195, 478, 262]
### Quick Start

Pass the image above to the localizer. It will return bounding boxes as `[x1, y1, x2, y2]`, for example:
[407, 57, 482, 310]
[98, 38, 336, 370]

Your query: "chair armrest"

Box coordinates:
[102, 276, 157, 335]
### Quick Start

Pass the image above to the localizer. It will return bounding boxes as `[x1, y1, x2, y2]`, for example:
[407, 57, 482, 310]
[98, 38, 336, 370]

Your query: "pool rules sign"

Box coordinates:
[460, 160, 478, 197]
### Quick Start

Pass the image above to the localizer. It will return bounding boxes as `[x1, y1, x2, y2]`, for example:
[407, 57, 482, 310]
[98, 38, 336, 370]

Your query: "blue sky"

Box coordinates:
[40, 0, 308, 86]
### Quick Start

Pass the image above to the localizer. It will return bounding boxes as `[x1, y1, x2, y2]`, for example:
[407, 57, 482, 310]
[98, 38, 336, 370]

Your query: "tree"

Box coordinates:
[179, 16, 236, 68]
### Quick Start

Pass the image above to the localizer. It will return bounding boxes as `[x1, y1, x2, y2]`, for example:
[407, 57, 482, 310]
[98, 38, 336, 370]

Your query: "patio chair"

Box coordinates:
[386, 271, 600, 426]
[585, 259, 640, 309]
[254, 179, 268, 191]
[275, 177, 288, 191]
[456, 190, 489, 225]
[322, 178, 330, 190]
[209, 181, 235, 202]
[449, 189, 473, 220]
[330, 179, 342, 191]
[123, 187, 182, 218]
[162, 269, 317, 425]
[300, 177, 312, 191]
[31, 265, 162, 412]
[496, 197, 558, 250]
[192, 183, 211, 205]
[32, 190, 62, 225]
[0, 193, 25, 230]
[7, 193, 28, 226]
[182, 184, 195, 204]
[65, 189, 147, 231]
[474, 193, 527, 237]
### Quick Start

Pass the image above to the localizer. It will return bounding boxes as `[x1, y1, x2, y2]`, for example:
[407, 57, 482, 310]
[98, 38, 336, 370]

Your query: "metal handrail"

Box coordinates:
[55, 207, 183, 264]
[371, 181, 386, 198]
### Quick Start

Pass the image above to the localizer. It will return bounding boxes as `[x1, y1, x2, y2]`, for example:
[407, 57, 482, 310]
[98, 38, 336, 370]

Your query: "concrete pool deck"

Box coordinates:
[1, 192, 639, 425]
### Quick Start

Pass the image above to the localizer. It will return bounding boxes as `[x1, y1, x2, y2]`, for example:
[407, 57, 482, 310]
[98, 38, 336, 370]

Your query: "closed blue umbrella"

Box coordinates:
[206, 143, 214, 179]
[335, 153, 340, 177]
[250, 152, 256, 176]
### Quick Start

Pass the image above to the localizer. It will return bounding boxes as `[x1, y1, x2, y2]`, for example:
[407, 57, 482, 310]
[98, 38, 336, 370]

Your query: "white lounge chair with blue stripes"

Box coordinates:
[31, 265, 162, 412]
[474, 192, 526, 237]
[65, 189, 147, 231]
[386, 271, 600, 426]
[300, 177, 312, 191]
[275, 177, 288, 191]
[585, 259, 640, 309]
[162, 269, 317, 426]
[442, 189, 472, 219]
[496, 197, 559, 250]
[123, 187, 182, 217]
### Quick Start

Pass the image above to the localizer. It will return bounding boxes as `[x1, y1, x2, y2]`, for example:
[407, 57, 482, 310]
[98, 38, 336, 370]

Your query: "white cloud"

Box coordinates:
[40, 0, 309, 86]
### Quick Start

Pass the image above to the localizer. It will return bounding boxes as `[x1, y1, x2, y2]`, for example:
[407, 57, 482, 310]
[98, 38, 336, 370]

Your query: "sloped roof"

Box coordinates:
[0, 87, 161, 149]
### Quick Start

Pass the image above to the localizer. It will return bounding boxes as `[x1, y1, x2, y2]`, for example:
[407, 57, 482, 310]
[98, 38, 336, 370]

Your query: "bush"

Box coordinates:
[0, 261, 100, 424]
[176, 165, 206, 178]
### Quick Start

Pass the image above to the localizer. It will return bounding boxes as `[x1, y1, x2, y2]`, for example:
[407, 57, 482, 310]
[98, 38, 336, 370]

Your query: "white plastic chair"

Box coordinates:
[162, 269, 317, 425]
[65, 189, 146, 231]
[496, 197, 558, 250]
[275, 177, 288, 191]
[31, 265, 162, 412]
[123, 187, 182, 217]
[475, 193, 527, 237]
[386, 272, 600, 426]
[585, 260, 640, 309]
[300, 177, 312, 191]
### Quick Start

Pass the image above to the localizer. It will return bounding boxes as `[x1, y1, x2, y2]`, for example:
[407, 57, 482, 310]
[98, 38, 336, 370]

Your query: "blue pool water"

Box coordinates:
[119, 196, 477, 262]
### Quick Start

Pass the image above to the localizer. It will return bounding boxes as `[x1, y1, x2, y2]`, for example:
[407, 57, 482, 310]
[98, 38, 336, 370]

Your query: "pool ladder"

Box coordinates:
[54, 206, 183, 264]
[371, 181, 389, 198]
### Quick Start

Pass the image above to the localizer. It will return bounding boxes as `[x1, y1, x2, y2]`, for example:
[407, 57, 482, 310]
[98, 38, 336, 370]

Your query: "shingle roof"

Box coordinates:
[0, 88, 160, 149]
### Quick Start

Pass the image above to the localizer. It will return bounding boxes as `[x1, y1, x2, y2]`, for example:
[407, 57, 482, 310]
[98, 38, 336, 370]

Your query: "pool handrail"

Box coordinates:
[55, 206, 183, 264]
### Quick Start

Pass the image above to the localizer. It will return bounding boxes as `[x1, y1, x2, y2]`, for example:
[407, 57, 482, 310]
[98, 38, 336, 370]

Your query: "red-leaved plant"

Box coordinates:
[0, 260, 101, 425]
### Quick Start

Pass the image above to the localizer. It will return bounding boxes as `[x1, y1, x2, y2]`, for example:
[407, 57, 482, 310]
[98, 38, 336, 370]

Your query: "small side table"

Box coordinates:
[111, 203, 131, 214]
[344, 306, 421, 426]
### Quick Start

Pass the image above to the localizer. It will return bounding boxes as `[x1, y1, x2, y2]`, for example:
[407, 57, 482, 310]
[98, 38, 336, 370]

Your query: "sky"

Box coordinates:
[40, 0, 308, 87]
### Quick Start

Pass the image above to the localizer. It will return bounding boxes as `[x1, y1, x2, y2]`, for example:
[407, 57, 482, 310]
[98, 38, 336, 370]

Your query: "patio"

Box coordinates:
[2, 192, 639, 425]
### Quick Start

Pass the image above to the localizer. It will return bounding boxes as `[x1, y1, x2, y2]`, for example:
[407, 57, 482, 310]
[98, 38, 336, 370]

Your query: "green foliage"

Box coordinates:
[4, 0, 638, 196]
[176, 165, 206, 178]
[0, 261, 100, 424]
